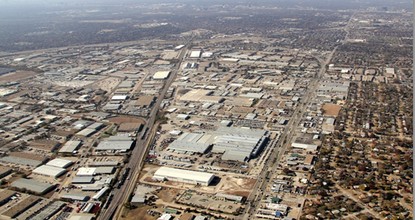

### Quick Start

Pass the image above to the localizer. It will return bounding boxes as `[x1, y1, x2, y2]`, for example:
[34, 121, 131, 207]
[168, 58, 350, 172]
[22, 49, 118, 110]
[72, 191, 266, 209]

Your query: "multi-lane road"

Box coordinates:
[98, 43, 190, 220]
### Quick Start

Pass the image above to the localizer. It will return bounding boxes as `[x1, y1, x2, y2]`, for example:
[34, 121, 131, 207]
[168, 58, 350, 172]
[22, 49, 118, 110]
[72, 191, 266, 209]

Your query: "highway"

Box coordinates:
[241, 48, 337, 220]
[98, 43, 190, 220]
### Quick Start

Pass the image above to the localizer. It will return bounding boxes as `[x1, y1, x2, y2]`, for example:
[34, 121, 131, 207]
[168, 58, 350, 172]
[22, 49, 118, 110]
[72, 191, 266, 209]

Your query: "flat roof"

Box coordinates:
[0, 156, 43, 167]
[46, 158, 73, 168]
[33, 165, 67, 177]
[154, 167, 214, 184]
[76, 167, 96, 176]
[153, 71, 171, 79]
[11, 178, 54, 195]
[96, 140, 133, 151]
[59, 140, 82, 153]
[72, 176, 94, 184]
[167, 132, 212, 154]
[61, 193, 89, 201]
[95, 166, 115, 174]
[111, 95, 128, 100]
[29, 201, 66, 220]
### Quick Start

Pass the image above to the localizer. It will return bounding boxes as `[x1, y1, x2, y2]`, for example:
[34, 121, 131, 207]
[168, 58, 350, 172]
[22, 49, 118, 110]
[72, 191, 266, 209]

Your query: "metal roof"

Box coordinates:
[154, 167, 214, 185]
[33, 165, 67, 177]
[72, 176, 94, 184]
[76, 167, 96, 176]
[59, 140, 81, 153]
[11, 178, 54, 195]
[46, 158, 73, 168]
[96, 140, 133, 151]
[0, 156, 43, 167]
[61, 193, 89, 201]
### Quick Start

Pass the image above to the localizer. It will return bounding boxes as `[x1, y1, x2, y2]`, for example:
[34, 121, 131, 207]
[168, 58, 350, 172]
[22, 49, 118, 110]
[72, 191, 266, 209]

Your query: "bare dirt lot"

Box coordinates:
[322, 103, 342, 117]
[0, 70, 37, 83]
[156, 188, 183, 203]
[122, 205, 157, 220]
[218, 176, 256, 195]
[91, 77, 121, 93]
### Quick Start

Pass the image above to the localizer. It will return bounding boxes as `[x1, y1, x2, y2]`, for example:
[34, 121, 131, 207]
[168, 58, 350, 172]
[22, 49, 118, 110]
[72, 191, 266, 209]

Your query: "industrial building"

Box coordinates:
[72, 176, 94, 184]
[28, 201, 66, 220]
[32, 165, 67, 178]
[61, 193, 89, 202]
[153, 167, 215, 186]
[11, 178, 55, 195]
[167, 132, 213, 154]
[212, 127, 269, 162]
[46, 158, 73, 168]
[76, 167, 96, 176]
[189, 50, 202, 58]
[59, 140, 82, 153]
[166, 127, 269, 162]
[96, 136, 134, 151]
[153, 71, 171, 80]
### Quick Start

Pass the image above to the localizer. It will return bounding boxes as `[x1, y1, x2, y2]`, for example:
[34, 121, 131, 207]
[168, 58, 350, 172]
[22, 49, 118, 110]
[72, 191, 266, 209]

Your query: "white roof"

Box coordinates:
[158, 214, 172, 220]
[154, 167, 214, 184]
[33, 165, 67, 177]
[76, 167, 96, 176]
[111, 95, 128, 100]
[153, 71, 170, 79]
[46, 158, 73, 168]
[190, 50, 201, 58]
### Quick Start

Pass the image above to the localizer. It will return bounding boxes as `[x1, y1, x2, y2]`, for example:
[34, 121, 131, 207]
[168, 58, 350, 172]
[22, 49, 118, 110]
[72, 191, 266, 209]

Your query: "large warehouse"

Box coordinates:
[166, 127, 269, 162]
[11, 178, 55, 195]
[167, 132, 213, 154]
[33, 165, 67, 178]
[96, 136, 134, 152]
[153, 167, 215, 186]
[212, 127, 269, 162]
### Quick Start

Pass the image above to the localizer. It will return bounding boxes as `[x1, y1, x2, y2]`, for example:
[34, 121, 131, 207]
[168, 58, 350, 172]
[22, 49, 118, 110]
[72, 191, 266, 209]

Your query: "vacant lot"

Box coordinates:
[0, 71, 37, 83]
[322, 103, 342, 117]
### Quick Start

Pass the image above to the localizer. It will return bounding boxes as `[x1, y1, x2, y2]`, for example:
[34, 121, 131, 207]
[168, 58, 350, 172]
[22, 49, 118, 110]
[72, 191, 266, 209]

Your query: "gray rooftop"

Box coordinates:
[0, 156, 43, 167]
[59, 140, 82, 153]
[11, 178, 54, 195]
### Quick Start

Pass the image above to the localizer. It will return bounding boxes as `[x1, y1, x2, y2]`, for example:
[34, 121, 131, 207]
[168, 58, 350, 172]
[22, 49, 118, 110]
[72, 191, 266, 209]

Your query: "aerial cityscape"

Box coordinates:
[0, 0, 412, 220]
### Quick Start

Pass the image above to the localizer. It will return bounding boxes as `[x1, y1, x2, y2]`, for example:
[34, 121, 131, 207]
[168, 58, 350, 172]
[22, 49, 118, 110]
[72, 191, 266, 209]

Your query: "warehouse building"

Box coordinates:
[11, 178, 55, 195]
[72, 176, 94, 184]
[167, 132, 213, 154]
[61, 193, 89, 202]
[153, 167, 215, 186]
[212, 127, 269, 162]
[29, 201, 66, 220]
[32, 165, 67, 178]
[153, 71, 171, 80]
[46, 158, 73, 168]
[76, 167, 96, 176]
[59, 140, 82, 154]
[96, 136, 134, 152]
